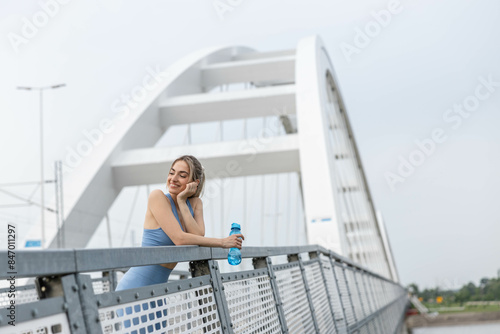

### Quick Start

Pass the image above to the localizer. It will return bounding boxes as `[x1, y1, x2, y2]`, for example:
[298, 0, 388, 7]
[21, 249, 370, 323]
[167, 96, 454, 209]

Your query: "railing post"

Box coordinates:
[253, 256, 289, 333]
[329, 256, 349, 333]
[311, 251, 339, 334]
[35, 274, 89, 333]
[290, 254, 320, 334]
[207, 260, 234, 334]
[74, 274, 103, 334]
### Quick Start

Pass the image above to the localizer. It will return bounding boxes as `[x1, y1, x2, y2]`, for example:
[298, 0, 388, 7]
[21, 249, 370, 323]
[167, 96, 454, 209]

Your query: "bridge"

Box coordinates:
[1, 35, 408, 333]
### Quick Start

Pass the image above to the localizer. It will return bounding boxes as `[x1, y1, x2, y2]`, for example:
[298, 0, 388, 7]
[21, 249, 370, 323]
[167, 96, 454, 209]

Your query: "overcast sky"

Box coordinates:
[1, 0, 499, 289]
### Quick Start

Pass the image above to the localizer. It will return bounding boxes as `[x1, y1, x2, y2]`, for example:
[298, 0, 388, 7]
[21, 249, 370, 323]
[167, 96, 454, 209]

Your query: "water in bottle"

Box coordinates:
[228, 223, 242, 265]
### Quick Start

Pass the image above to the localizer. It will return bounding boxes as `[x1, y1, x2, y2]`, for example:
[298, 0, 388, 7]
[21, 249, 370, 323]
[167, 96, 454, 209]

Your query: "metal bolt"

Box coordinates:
[177, 285, 181, 290]
[230, 323, 233, 328]
[72, 285, 78, 292]
[135, 293, 139, 299]
[151, 290, 155, 296]
[82, 283, 87, 290]
[165, 288, 169, 293]
[73, 322, 79, 329]
[62, 303, 69, 311]
[31, 309, 38, 317]
[117, 296, 122, 302]
[215, 287, 218, 292]
[189, 283, 192, 288]
[96, 316, 100, 323]
[222, 286, 225, 291]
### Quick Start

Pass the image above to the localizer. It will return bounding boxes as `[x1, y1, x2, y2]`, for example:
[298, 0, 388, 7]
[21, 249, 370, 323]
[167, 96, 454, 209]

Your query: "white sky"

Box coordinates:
[1, 0, 499, 289]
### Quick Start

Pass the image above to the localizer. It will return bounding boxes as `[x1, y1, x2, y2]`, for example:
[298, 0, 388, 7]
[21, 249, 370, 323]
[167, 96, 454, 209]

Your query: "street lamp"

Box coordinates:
[17, 84, 66, 248]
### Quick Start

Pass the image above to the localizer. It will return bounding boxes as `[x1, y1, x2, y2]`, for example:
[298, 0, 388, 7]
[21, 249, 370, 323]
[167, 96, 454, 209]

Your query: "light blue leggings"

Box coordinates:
[115, 265, 172, 291]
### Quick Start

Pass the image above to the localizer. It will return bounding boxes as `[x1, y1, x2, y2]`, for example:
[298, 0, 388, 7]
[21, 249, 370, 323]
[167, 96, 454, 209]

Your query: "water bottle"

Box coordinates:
[228, 223, 242, 265]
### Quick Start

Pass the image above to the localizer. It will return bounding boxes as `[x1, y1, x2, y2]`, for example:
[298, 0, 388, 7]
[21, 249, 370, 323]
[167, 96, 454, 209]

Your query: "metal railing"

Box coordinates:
[0, 245, 408, 333]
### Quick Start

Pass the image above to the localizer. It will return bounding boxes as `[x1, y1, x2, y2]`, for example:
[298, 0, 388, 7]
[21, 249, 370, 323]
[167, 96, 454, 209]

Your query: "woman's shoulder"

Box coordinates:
[189, 196, 203, 207]
[148, 189, 169, 204]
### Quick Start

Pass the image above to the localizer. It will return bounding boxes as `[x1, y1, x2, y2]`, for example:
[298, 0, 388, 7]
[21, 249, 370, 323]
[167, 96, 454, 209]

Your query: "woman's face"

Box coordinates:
[167, 160, 191, 195]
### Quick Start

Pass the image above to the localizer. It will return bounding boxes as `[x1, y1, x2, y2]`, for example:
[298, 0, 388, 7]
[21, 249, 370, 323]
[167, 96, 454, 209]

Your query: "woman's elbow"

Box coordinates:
[172, 233, 187, 245]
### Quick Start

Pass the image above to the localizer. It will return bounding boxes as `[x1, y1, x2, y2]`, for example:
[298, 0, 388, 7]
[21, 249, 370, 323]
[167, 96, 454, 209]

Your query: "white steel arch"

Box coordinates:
[26, 36, 397, 280]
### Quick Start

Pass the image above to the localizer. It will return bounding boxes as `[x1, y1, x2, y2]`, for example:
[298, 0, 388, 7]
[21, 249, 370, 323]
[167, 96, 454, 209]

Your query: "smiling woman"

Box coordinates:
[115, 155, 244, 291]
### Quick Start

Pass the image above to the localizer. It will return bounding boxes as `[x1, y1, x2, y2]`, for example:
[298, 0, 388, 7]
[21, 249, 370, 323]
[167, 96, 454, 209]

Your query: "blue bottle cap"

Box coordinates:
[231, 223, 240, 229]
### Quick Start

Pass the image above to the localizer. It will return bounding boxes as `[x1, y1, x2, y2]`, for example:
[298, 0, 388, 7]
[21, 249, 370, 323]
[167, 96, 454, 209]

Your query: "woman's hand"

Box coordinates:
[221, 234, 244, 249]
[177, 182, 198, 200]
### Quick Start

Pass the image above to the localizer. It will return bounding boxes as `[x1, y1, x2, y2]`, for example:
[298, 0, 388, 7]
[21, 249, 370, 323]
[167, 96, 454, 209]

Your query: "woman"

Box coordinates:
[116, 155, 243, 290]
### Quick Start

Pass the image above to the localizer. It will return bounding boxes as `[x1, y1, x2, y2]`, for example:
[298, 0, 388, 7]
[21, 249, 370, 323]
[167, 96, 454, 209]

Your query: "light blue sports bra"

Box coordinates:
[141, 193, 194, 247]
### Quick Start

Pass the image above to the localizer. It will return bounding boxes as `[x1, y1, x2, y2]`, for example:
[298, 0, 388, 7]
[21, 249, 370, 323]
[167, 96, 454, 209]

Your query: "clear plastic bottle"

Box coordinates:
[228, 223, 242, 265]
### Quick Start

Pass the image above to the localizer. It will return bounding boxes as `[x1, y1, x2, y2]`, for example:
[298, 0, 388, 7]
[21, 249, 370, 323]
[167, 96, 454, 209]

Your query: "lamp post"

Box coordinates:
[17, 84, 66, 248]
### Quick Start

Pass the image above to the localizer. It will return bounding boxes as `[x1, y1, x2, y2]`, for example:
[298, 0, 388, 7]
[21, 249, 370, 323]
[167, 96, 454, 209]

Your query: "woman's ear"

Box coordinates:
[195, 179, 200, 185]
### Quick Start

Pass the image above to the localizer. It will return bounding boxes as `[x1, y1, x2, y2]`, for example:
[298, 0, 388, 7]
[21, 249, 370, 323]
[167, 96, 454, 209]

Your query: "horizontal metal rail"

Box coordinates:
[0, 244, 408, 333]
[0, 245, 390, 282]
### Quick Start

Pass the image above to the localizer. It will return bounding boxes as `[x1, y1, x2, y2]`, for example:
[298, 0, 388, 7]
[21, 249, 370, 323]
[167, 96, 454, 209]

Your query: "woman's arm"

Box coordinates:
[178, 197, 205, 236]
[148, 190, 242, 248]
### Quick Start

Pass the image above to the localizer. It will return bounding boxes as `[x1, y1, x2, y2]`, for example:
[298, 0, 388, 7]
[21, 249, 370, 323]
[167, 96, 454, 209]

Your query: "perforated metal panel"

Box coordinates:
[0, 279, 112, 309]
[99, 285, 221, 334]
[3, 313, 70, 334]
[303, 261, 335, 334]
[0, 286, 39, 308]
[333, 264, 355, 327]
[92, 279, 111, 294]
[320, 256, 347, 334]
[344, 268, 362, 321]
[222, 275, 281, 334]
[274, 265, 314, 334]
[358, 272, 373, 315]
[352, 270, 367, 320]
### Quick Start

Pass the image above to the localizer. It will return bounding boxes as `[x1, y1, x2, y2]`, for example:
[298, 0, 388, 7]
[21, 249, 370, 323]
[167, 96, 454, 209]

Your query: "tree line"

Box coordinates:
[408, 277, 500, 304]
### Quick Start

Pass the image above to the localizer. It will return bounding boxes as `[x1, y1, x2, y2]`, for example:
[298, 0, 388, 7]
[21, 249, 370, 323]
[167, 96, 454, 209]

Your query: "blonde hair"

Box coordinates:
[170, 155, 205, 198]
